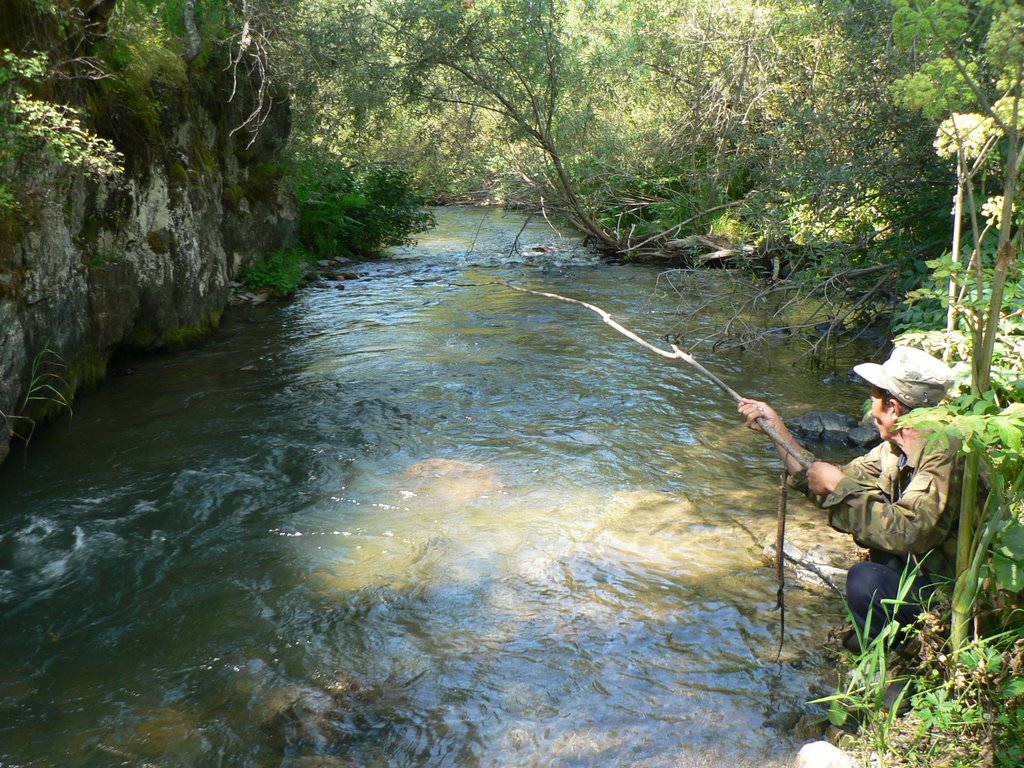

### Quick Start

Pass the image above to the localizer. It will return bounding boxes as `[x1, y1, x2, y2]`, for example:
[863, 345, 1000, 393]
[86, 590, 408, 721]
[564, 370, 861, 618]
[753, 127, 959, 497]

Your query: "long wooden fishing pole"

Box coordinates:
[504, 284, 813, 467]
[504, 283, 814, 655]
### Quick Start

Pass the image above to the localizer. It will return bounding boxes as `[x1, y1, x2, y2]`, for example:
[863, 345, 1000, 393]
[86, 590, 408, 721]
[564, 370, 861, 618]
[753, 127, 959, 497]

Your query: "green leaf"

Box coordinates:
[1003, 677, 1024, 699]
[1000, 403, 1024, 420]
[995, 521, 1024, 560]
[992, 553, 1024, 593]
[337, 192, 370, 209]
[995, 421, 1023, 452]
[892, 0, 970, 52]
[826, 701, 847, 727]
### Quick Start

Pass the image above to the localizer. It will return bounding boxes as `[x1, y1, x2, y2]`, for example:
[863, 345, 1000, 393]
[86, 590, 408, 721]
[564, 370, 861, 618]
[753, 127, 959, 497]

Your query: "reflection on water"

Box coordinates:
[0, 208, 867, 766]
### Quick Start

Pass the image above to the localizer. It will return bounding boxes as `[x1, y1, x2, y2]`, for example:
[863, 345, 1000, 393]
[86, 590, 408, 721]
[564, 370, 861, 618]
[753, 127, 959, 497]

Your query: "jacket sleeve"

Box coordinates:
[822, 443, 958, 555]
[839, 443, 886, 486]
[786, 442, 885, 505]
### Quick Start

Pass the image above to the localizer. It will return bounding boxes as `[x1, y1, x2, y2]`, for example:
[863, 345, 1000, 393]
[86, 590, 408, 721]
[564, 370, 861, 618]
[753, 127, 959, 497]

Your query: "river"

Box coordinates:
[0, 207, 872, 767]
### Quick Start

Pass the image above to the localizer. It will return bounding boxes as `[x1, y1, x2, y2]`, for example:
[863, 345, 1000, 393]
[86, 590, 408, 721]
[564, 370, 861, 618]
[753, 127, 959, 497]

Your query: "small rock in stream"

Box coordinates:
[847, 425, 880, 448]
[787, 411, 859, 444]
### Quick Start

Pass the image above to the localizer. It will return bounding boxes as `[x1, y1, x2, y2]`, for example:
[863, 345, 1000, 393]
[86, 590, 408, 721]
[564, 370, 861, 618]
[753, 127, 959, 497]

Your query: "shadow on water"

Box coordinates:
[0, 208, 870, 766]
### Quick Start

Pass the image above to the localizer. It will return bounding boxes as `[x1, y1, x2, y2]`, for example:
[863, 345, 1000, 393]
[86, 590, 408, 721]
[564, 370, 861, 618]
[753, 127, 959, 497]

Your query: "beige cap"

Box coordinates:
[853, 346, 955, 408]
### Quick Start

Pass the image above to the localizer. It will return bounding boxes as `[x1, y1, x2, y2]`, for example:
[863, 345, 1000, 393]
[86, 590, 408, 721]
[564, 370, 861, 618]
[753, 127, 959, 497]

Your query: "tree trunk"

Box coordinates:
[182, 0, 201, 63]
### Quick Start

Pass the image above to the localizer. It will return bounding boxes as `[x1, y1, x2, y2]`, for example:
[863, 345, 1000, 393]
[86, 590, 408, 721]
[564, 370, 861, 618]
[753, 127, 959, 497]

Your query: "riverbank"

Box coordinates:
[0, 2, 298, 468]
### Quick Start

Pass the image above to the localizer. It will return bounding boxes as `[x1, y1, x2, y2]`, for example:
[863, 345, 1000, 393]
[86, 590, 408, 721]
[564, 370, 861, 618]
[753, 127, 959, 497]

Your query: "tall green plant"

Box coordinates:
[238, 247, 310, 295]
[892, 0, 1024, 650]
[820, 519, 1024, 765]
[906, 396, 1024, 578]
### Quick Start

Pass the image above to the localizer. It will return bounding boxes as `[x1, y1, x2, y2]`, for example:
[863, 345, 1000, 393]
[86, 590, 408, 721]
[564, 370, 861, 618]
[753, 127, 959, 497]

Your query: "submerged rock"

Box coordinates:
[117, 706, 209, 763]
[258, 676, 411, 759]
[762, 538, 849, 592]
[398, 457, 501, 503]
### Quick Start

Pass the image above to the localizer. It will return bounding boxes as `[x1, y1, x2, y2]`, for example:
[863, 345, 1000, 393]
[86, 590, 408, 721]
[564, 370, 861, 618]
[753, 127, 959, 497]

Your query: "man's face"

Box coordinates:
[870, 391, 902, 441]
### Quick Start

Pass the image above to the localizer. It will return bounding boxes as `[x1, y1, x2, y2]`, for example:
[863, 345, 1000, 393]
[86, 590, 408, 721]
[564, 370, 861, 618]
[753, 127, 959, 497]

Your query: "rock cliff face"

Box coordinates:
[0, 25, 298, 465]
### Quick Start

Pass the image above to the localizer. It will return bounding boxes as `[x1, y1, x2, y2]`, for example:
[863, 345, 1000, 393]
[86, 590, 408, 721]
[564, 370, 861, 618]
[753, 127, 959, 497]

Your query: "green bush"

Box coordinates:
[239, 247, 310, 295]
[295, 160, 434, 258]
[0, 49, 123, 210]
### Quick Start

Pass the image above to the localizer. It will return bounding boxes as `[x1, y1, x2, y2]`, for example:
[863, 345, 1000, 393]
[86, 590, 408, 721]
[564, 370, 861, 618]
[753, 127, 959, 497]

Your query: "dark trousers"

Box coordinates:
[844, 550, 934, 651]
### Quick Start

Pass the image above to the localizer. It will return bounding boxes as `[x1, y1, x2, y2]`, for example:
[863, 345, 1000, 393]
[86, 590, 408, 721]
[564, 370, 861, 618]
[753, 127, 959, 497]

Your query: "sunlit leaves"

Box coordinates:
[893, 59, 978, 121]
[992, 95, 1023, 131]
[892, 0, 969, 52]
[0, 49, 124, 202]
[9, 93, 123, 177]
[891, 1, 1021, 135]
[982, 0, 1024, 90]
[0, 48, 46, 83]
[891, 0, 1023, 399]
[981, 195, 1013, 228]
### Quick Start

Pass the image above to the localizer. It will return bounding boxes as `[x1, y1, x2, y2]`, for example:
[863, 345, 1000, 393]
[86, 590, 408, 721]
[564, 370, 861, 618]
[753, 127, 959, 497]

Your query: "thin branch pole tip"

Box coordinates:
[502, 282, 813, 471]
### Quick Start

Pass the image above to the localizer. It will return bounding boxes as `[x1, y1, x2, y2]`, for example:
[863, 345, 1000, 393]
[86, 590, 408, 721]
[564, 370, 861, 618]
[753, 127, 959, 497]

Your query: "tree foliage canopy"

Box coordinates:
[277, 0, 971, 264]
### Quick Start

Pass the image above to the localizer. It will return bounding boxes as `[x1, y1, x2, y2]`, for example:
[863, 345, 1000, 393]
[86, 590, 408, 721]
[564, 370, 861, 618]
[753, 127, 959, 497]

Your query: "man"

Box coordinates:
[738, 346, 960, 652]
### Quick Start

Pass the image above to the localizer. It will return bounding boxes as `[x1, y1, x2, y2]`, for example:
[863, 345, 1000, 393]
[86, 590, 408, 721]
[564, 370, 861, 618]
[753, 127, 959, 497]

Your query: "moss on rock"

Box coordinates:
[146, 230, 169, 254]
[246, 162, 288, 202]
[222, 184, 245, 212]
[163, 307, 224, 349]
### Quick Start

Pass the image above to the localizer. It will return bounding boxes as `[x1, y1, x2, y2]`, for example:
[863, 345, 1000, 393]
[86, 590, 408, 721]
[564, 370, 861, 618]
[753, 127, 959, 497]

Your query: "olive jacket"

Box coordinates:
[791, 435, 961, 578]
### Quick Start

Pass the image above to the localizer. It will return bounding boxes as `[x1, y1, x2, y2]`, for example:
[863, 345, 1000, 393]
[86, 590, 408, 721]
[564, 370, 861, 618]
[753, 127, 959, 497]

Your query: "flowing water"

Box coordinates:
[0, 208, 874, 767]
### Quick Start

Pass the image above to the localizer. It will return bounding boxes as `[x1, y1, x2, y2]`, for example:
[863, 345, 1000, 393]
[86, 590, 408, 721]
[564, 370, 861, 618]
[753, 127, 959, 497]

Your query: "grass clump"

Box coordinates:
[831, 619, 1024, 767]
[816, 572, 1024, 767]
[1, 344, 72, 448]
[238, 247, 310, 295]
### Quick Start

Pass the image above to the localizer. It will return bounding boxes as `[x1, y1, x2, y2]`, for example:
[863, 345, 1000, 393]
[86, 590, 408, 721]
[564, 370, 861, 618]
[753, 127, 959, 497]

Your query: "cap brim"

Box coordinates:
[853, 362, 889, 391]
